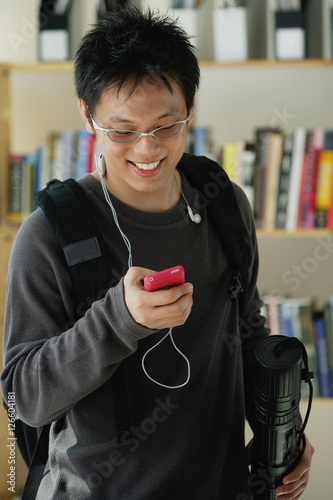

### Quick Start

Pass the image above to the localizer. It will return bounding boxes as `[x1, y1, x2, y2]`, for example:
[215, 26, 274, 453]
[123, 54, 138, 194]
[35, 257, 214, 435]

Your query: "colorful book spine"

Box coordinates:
[75, 130, 91, 179]
[62, 130, 75, 180]
[315, 150, 333, 227]
[324, 300, 333, 395]
[263, 131, 284, 230]
[221, 142, 238, 183]
[253, 128, 271, 228]
[275, 134, 293, 229]
[285, 127, 307, 231]
[297, 129, 324, 229]
[7, 155, 25, 225]
[313, 315, 332, 398]
[20, 154, 37, 223]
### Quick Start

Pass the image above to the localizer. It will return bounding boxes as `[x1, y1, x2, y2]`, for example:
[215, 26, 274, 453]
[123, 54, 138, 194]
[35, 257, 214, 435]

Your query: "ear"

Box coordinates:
[78, 99, 95, 135]
[190, 97, 195, 121]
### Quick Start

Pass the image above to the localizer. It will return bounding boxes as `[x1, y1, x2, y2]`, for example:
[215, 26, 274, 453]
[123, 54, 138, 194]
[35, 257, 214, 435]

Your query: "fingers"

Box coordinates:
[146, 282, 193, 307]
[275, 437, 315, 499]
[123, 267, 193, 330]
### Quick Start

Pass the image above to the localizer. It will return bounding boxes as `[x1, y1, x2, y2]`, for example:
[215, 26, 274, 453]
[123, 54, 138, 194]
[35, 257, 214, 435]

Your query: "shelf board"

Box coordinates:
[1, 61, 74, 74]
[308, 397, 333, 406]
[199, 58, 333, 69]
[1, 58, 332, 75]
[257, 229, 333, 237]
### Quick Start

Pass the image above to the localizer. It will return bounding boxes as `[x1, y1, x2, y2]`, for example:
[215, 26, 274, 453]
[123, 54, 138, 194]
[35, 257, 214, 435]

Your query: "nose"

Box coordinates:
[132, 134, 160, 153]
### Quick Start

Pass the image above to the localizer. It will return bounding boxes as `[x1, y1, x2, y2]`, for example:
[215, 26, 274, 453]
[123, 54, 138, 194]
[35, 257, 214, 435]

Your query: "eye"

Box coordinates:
[107, 129, 138, 143]
[113, 130, 133, 136]
[161, 123, 177, 131]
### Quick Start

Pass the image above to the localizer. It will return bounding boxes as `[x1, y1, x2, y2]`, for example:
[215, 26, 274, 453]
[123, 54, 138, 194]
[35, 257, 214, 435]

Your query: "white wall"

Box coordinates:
[0, 0, 40, 63]
[0, 0, 99, 64]
[197, 65, 333, 147]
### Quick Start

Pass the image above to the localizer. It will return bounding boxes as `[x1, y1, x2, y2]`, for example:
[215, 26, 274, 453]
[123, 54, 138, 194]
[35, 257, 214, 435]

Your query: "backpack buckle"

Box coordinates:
[227, 273, 244, 302]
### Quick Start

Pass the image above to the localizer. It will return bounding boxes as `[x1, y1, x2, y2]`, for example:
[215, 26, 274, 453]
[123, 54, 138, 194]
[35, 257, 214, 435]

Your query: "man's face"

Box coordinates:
[80, 78, 190, 212]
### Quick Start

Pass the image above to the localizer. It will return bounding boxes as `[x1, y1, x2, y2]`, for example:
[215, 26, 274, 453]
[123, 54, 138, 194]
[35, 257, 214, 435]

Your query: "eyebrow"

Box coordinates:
[105, 109, 181, 126]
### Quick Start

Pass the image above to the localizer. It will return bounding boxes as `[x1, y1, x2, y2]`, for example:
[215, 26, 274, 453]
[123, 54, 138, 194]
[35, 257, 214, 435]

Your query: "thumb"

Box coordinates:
[124, 266, 157, 289]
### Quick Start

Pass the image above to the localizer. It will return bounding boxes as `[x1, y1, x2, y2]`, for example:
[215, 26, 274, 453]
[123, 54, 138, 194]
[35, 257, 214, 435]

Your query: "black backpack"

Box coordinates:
[4, 153, 250, 499]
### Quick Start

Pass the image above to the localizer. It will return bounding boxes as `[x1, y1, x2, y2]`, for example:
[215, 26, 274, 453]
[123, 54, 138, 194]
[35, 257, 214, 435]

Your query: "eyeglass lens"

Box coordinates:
[107, 122, 186, 143]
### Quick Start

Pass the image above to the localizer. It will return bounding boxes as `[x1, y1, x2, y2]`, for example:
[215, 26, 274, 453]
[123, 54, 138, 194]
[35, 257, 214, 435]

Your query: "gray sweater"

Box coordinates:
[1, 167, 269, 499]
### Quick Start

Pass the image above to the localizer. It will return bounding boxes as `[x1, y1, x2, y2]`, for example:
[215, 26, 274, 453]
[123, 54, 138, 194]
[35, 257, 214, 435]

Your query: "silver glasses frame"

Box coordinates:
[89, 109, 193, 144]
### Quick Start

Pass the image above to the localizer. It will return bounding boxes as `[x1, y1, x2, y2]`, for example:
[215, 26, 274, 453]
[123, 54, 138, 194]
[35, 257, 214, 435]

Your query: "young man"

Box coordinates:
[1, 7, 313, 499]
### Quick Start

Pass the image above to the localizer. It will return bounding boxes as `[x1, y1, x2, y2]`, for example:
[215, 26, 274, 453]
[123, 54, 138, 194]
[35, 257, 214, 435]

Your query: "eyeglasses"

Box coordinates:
[90, 110, 193, 144]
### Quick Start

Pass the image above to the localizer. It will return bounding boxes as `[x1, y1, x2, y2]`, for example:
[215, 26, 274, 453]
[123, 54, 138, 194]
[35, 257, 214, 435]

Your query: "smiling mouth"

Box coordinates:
[131, 160, 161, 171]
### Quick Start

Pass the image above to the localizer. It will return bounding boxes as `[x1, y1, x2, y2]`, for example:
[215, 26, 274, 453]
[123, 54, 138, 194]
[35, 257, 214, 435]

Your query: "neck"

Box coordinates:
[92, 169, 182, 213]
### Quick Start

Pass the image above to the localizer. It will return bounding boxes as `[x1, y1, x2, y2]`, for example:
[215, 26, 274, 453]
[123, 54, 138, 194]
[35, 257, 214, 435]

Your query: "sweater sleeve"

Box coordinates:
[232, 184, 271, 431]
[1, 209, 156, 427]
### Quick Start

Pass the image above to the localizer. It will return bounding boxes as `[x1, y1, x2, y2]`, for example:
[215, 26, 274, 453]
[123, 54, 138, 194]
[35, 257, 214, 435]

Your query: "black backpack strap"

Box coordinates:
[34, 177, 130, 416]
[27, 178, 128, 498]
[21, 424, 50, 500]
[33, 178, 112, 315]
[178, 153, 248, 306]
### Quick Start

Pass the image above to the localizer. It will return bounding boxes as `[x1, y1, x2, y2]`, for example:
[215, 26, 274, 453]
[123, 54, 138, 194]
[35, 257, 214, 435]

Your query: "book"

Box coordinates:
[264, 295, 284, 335]
[221, 142, 238, 183]
[193, 127, 211, 157]
[263, 131, 284, 230]
[298, 297, 320, 398]
[48, 132, 60, 180]
[39, 136, 53, 190]
[7, 127, 100, 222]
[323, 130, 333, 150]
[86, 133, 97, 173]
[7, 155, 25, 225]
[315, 150, 333, 227]
[275, 134, 293, 229]
[313, 314, 332, 398]
[62, 130, 75, 180]
[20, 154, 37, 223]
[75, 129, 91, 179]
[326, 175, 333, 230]
[33, 146, 43, 209]
[280, 300, 295, 338]
[53, 132, 64, 180]
[285, 127, 307, 231]
[263, 295, 302, 338]
[297, 129, 324, 229]
[324, 299, 333, 395]
[296, 153, 307, 228]
[240, 142, 255, 208]
[252, 128, 271, 228]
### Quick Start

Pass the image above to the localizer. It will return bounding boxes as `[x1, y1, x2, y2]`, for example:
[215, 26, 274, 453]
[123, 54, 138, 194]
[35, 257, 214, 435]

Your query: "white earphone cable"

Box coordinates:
[141, 327, 190, 389]
[95, 154, 190, 388]
[96, 155, 132, 269]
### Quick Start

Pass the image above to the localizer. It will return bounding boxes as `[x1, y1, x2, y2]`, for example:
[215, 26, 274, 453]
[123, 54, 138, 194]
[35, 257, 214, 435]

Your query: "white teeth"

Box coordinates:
[133, 160, 160, 171]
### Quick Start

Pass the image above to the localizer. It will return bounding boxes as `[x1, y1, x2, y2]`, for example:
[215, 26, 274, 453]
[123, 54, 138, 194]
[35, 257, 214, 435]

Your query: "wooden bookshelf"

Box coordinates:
[4, 58, 333, 75]
[1, 22, 333, 500]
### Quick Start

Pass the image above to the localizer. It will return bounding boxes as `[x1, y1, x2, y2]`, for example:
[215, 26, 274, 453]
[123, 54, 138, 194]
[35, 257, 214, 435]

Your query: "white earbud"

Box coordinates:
[187, 206, 201, 224]
[95, 153, 105, 177]
[174, 174, 201, 225]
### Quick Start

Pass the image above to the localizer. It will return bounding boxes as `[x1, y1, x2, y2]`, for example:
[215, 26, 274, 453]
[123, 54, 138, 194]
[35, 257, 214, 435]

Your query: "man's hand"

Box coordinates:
[274, 436, 315, 499]
[123, 266, 193, 330]
[245, 435, 314, 499]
